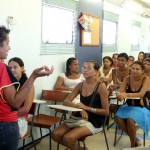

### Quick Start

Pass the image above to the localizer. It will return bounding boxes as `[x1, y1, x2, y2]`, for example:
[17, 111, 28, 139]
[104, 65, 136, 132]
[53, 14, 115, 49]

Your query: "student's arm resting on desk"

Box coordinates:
[18, 86, 35, 116]
[77, 82, 109, 116]
[117, 76, 149, 100]
[4, 66, 53, 108]
[54, 76, 73, 91]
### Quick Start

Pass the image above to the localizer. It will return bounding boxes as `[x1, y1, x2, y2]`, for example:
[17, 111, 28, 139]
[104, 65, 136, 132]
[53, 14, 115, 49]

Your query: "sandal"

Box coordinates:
[135, 138, 142, 147]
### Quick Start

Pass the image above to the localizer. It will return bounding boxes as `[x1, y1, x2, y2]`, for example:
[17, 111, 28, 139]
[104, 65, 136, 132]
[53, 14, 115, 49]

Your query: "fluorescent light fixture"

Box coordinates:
[121, 0, 145, 15]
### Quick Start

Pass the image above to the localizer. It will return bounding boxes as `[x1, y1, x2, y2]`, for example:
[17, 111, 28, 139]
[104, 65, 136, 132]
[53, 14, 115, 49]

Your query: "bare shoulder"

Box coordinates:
[143, 75, 149, 82]
[99, 82, 106, 87]
[75, 81, 84, 89]
[98, 82, 107, 91]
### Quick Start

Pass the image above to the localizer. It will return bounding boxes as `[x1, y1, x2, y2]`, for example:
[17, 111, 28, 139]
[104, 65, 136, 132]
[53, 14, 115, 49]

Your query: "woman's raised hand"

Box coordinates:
[32, 66, 54, 78]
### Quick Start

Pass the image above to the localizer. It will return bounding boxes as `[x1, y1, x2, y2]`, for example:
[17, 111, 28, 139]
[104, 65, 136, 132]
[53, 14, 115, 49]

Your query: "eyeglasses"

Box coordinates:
[82, 67, 94, 71]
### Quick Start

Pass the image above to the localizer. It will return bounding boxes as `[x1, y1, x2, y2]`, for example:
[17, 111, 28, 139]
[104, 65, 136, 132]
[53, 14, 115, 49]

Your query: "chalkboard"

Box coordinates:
[78, 14, 100, 46]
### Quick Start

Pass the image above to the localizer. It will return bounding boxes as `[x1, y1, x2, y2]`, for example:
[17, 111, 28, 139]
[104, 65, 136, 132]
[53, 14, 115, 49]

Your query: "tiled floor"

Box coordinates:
[29, 124, 150, 150]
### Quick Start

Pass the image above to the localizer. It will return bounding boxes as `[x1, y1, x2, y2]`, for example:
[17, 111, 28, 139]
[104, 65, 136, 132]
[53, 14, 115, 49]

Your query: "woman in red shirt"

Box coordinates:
[0, 26, 54, 150]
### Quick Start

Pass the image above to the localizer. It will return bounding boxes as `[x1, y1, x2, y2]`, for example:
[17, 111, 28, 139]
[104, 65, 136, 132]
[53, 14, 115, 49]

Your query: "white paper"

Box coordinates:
[47, 105, 82, 112]
[83, 32, 91, 44]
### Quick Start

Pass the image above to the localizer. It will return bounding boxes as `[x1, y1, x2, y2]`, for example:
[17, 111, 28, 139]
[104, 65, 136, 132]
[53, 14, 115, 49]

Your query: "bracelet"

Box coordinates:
[91, 108, 96, 113]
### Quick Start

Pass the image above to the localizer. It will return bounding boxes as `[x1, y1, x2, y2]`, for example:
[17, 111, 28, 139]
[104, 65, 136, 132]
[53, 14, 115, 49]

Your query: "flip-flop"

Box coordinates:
[135, 138, 142, 147]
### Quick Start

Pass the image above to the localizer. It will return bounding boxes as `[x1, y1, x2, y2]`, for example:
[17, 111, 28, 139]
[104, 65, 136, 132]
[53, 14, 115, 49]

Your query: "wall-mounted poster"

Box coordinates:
[78, 13, 100, 46]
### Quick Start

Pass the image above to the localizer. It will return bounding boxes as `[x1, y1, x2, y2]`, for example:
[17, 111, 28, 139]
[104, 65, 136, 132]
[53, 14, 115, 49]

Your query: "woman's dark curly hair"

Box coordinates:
[8, 57, 28, 88]
[65, 57, 77, 76]
[103, 56, 113, 65]
[0, 26, 10, 47]
[118, 53, 128, 61]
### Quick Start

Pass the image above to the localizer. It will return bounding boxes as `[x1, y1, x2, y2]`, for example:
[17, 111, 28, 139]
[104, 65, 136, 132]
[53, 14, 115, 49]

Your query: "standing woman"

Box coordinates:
[52, 60, 109, 150]
[0, 26, 53, 150]
[8, 57, 35, 138]
[116, 61, 150, 147]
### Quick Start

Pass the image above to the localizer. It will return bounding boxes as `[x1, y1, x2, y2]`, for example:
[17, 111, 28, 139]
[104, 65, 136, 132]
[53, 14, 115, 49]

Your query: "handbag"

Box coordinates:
[65, 116, 88, 128]
[65, 81, 101, 128]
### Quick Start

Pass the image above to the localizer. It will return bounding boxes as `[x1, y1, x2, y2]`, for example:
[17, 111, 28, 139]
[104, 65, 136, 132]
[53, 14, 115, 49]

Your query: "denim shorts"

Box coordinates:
[0, 121, 19, 150]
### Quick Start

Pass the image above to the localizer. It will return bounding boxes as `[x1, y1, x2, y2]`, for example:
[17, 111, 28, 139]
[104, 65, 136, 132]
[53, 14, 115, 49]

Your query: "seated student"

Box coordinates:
[8, 57, 34, 138]
[52, 60, 109, 150]
[143, 58, 150, 106]
[116, 61, 150, 148]
[127, 55, 135, 68]
[138, 51, 145, 62]
[109, 53, 129, 112]
[97, 56, 113, 87]
[111, 53, 119, 68]
[111, 53, 129, 91]
[143, 58, 150, 78]
[54, 57, 84, 104]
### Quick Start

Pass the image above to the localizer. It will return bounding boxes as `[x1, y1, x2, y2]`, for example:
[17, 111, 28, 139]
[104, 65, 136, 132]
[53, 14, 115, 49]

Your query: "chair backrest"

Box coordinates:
[41, 90, 69, 102]
[28, 103, 36, 115]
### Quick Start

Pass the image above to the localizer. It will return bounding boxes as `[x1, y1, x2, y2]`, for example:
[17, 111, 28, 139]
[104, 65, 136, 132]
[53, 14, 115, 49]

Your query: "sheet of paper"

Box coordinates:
[47, 105, 82, 112]
[84, 32, 91, 44]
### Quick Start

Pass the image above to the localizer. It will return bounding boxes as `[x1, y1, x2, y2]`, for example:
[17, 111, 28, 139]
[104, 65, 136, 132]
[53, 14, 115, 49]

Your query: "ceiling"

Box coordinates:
[105, 0, 150, 18]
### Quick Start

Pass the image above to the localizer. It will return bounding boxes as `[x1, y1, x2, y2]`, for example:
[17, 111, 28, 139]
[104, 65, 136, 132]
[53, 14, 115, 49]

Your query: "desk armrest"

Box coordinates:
[33, 99, 47, 104]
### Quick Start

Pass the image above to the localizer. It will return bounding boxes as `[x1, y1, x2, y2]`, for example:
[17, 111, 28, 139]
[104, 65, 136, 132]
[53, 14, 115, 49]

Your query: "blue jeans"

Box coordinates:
[0, 121, 19, 150]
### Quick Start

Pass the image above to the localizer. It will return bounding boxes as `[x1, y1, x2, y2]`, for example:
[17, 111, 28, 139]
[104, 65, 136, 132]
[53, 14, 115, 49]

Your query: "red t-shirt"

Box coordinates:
[0, 62, 18, 122]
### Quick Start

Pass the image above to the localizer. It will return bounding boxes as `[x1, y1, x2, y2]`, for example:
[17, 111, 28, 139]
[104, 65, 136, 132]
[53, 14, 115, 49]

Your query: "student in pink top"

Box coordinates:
[8, 57, 34, 138]
[0, 26, 54, 150]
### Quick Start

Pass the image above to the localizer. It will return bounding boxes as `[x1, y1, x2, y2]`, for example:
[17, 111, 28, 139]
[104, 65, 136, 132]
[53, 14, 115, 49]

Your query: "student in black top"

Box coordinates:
[51, 60, 109, 150]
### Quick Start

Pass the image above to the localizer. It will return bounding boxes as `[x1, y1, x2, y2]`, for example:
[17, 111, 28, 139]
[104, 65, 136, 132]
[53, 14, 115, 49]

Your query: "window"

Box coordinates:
[103, 20, 117, 45]
[42, 5, 75, 44]
[131, 24, 140, 46]
[41, 0, 78, 55]
[131, 20, 141, 51]
[103, 11, 119, 52]
[148, 27, 150, 51]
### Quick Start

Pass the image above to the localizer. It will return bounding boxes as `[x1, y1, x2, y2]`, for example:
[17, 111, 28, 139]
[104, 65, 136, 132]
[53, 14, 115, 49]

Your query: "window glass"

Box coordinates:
[148, 27, 150, 51]
[103, 20, 117, 45]
[42, 4, 75, 44]
[131, 25, 140, 46]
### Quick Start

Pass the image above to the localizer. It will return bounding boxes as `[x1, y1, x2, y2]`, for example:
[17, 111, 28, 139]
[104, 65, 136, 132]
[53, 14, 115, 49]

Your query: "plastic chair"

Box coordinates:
[27, 90, 69, 150]
[19, 103, 37, 150]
